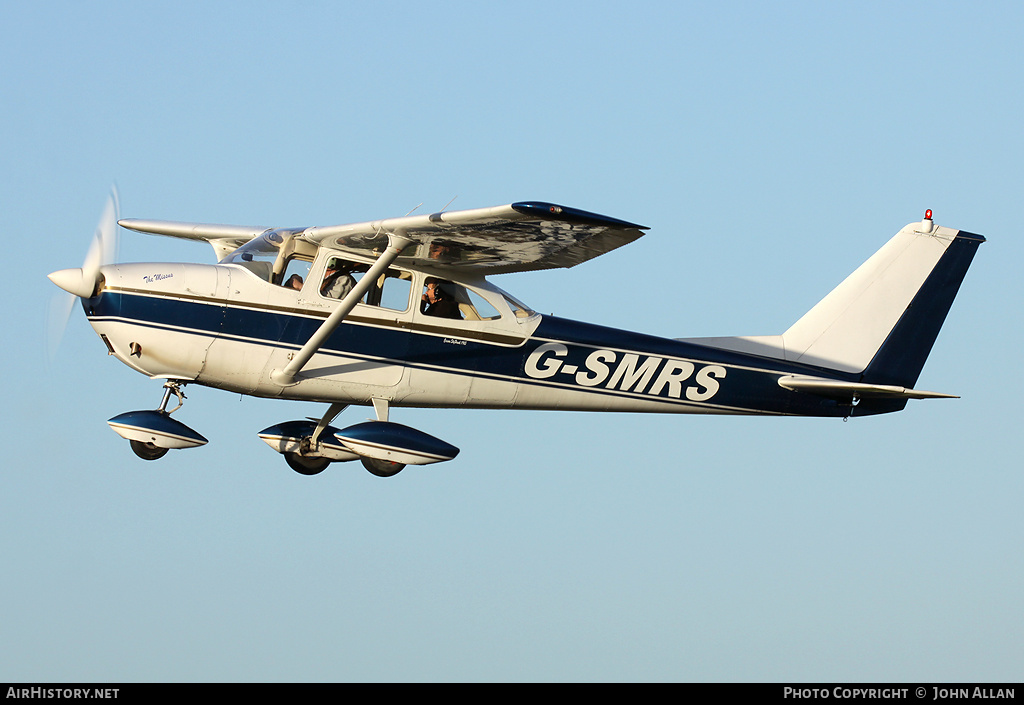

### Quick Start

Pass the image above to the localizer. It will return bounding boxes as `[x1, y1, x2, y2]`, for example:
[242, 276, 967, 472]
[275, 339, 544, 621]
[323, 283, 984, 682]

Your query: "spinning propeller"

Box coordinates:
[47, 187, 120, 355]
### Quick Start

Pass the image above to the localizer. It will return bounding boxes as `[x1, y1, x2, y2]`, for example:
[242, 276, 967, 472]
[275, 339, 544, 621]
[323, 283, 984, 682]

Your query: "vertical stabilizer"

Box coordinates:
[682, 215, 984, 392]
[780, 217, 984, 384]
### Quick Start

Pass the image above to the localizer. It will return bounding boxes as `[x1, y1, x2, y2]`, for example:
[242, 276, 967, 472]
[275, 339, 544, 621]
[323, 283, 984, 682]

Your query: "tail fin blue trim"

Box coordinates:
[861, 230, 985, 390]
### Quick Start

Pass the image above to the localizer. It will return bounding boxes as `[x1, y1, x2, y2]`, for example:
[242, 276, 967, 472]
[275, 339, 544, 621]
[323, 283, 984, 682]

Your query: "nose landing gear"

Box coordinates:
[107, 380, 208, 461]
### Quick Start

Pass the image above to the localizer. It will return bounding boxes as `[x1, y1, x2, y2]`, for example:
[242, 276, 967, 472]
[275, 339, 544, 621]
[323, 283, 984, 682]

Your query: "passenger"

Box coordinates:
[320, 260, 357, 299]
[284, 274, 303, 290]
[420, 278, 463, 320]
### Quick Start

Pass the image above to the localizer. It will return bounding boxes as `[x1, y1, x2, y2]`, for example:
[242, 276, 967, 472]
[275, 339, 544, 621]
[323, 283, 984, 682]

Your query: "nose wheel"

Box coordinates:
[130, 440, 169, 461]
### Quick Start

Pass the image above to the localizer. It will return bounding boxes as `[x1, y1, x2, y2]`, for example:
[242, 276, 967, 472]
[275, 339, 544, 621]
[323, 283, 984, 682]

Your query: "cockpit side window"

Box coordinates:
[320, 257, 367, 300]
[281, 257, 312, 291]
[420, 278, 464, 320]
[420, 279, 503, 321]
[320, 256, 411, 312]
[372, 269, 413, 311]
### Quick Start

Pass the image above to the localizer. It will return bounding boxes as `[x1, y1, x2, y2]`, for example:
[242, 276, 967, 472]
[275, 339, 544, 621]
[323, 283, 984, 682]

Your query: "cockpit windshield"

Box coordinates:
[221, 229, 305, 283]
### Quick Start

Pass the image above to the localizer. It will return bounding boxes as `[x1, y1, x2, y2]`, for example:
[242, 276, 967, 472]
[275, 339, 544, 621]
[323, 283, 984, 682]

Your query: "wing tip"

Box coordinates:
[511, 201, 647, 230]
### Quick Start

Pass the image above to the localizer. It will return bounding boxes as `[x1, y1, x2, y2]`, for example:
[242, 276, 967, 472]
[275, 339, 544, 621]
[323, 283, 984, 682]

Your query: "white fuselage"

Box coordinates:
[85, 256, 770, 416]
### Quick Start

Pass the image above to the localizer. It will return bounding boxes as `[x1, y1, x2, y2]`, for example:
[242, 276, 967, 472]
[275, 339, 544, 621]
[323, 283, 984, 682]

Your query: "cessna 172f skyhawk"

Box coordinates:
[48, 195, 984, 477]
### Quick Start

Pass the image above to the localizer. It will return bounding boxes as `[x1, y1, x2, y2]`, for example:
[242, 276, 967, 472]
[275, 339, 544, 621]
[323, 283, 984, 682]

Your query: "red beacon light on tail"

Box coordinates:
[921, 209, 934, 233]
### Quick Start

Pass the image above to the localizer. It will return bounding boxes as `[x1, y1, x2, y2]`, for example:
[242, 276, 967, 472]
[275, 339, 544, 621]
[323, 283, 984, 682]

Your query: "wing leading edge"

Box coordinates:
[117, 219, 268, 262]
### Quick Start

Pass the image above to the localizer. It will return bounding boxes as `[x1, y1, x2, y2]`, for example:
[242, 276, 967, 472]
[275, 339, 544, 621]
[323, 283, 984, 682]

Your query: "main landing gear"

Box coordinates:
[257, 399, 460, 478]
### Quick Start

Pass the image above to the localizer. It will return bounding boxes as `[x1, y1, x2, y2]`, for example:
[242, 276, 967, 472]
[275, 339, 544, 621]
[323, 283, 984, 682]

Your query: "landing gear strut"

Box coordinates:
[282, 402, 348, 476]
[157, 380, 187, 415]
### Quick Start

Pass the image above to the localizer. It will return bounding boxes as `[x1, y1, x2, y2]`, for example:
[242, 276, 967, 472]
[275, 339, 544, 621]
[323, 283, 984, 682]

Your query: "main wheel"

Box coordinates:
[361, 457, 406, 477]
[285, 452, 330, 476]
[130, 440, 168, 461]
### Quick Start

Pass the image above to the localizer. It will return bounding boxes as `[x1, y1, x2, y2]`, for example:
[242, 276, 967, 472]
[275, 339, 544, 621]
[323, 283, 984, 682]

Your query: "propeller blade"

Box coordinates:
[80, 186, 120, 290]
[46, 289, 77, 361]
[46, 187, 122, 355]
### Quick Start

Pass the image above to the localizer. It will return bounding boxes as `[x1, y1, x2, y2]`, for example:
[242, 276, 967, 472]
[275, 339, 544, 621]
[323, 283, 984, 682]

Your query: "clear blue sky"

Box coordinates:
[2, 0, 1021, 682]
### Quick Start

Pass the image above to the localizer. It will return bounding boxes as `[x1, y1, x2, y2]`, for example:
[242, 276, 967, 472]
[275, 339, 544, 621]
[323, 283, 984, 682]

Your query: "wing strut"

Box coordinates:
[270, 233, 413, 387]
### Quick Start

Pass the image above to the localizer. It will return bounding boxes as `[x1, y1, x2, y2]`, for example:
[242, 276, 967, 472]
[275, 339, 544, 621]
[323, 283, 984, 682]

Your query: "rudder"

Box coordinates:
[858, 229, 984, 387]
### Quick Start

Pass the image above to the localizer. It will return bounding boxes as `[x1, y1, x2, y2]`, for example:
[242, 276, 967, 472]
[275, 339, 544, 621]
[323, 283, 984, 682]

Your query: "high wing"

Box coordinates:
[117, 220, 269, 261]
[122, 202, 647, 273]
[303, 201, 647, 274]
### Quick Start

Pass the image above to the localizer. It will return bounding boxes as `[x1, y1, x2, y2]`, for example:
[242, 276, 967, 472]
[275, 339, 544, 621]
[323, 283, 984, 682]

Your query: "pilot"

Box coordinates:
[320, 259, 358, 299]
[284, 274, 303, 290]
[420, 278, 463, 320]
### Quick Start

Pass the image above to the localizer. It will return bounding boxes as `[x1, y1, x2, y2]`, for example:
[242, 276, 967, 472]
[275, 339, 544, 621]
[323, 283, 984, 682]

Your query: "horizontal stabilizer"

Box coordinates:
[777, 375, 958, 400]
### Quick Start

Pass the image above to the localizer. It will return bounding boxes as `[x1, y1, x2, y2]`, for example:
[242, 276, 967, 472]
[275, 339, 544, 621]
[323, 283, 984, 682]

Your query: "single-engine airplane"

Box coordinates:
[49, 195, 984, 477]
